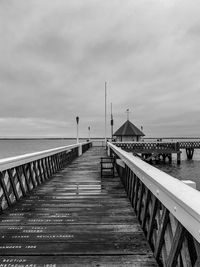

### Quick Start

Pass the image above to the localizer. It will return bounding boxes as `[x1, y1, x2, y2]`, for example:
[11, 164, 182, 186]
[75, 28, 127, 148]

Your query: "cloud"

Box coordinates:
[0, 0, 200, 137]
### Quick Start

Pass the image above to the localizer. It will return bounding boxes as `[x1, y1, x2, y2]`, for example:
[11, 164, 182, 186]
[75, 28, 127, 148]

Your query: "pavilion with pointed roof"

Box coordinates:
[113, 120, 145, 142]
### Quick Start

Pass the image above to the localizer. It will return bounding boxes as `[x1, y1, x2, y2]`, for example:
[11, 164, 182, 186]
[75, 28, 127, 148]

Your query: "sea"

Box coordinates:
[0, 138, 199, 190]
[0, 138, 77, 159]
[155, 149, 200, 190]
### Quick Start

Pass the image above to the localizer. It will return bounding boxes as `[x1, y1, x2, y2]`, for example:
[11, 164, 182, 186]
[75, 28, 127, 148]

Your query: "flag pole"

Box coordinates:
[104, 82, 107, 148]
[111, 102, 113, 140]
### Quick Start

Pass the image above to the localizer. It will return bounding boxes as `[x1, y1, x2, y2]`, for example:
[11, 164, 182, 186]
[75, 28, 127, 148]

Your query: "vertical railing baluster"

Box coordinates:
[16, 166, 27, 197]
[22, 165, 31, 192]
[133, 176, 139, 212]
[54, 154, 59, 172]
[0, 171, 12, 207]
[141, 188, 151, 232]
[57, 153, 61, 170]
[47, 157, 52, 177]
[50, 156, 54, 174]
[7, 168, 20, 201]
[44, 157, 50, 179]
[137, 181, 145, 223]
[52, 155, 56, 173]
[147, 195, 159, 246]
[33, 161, 41, 185]
[28, 162, 37, 188]
[186, 231, 198, 266]
[154, 206, 170, 264]
[41, 158, 47, 180]
[38, 159, 44, 183]
[129, 172, 135, 206]
[166, 222, 185, 267]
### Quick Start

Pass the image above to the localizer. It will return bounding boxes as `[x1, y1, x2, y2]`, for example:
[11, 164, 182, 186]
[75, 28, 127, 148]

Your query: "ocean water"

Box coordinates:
[154, 149, 200, 190]
[0, 139, 77, 159]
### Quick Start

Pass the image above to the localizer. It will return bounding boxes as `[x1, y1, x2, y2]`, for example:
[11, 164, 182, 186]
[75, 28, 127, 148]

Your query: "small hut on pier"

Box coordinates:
[113, 120, 145, 142]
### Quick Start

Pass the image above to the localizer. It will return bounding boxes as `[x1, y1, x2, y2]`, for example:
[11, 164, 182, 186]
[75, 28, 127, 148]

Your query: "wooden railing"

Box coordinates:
[113, 142, 180, 153]
[0, 142, 92, 212]
[107, 142, 200, 267]
[179, 141, 200, 149]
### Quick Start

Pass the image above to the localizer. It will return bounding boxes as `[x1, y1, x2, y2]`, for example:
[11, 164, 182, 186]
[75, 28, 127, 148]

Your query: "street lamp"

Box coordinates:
[76, 116, 79, 143]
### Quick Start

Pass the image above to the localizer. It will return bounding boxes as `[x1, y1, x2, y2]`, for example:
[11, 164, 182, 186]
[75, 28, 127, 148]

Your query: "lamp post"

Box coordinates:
[76, 116, 79, 143]
[105, 82, 107, 147]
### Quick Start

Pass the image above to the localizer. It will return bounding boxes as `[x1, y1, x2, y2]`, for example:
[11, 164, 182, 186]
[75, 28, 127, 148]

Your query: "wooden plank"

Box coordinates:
[0, 255, 157, 266]
[0, 223, 141, 232]
[0, 232, 145, 243]
[0, 241, 152, 255]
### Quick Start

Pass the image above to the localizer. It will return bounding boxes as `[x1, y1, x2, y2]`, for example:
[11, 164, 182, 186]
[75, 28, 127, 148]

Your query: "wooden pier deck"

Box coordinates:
[0, 147, 157, 266]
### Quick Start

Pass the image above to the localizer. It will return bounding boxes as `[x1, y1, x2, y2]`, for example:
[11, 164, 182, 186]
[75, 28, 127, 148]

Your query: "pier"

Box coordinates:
[0, 141, 200, 266]
[113, 141, 200, 164]
[0, 142, 156, 266]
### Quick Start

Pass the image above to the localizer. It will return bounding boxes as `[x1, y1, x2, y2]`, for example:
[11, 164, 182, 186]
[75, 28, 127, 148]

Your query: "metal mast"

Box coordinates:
[104, 82, 107, 147]
[111, 102, 113, 140]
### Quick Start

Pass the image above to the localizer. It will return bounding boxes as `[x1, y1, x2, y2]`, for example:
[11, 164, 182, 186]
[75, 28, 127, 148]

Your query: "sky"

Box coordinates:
[0, 0, 200, 138]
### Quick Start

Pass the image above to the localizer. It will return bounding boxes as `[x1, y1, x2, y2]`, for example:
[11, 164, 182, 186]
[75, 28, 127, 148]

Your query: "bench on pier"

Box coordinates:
[100, 157, 115, 178]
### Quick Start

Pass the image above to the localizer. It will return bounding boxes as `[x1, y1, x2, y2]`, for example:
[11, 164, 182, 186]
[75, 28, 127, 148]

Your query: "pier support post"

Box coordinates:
[162, 154, 166, 163]
[168, 154, 172, 163]
[186, 148, 194, 160]
[177, 152, 181, 165]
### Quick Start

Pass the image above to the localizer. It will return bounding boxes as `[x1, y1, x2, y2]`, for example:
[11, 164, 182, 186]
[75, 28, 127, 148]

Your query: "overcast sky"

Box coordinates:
[0, 0, 200, 138]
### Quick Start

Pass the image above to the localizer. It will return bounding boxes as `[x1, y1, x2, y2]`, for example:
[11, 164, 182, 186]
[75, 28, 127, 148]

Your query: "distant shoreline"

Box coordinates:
[0, 137, 105, 140]
[0, 137, 200, 140]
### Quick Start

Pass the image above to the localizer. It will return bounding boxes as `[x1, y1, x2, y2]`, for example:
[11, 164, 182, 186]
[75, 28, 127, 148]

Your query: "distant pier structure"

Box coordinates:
[113, 140, 200, 164]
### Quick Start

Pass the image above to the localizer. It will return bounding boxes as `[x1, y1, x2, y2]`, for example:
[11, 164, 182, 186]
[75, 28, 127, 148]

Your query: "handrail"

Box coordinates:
[0, 142, 88, 172]
[108, 142, 200, 266]
[108, 142, 200, 242]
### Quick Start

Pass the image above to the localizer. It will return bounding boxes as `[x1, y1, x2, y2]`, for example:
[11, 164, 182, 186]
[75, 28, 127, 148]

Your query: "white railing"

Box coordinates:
[0, 143, 87, 172]
[0, 142, 92, 211]
[107, 142, 200, 266]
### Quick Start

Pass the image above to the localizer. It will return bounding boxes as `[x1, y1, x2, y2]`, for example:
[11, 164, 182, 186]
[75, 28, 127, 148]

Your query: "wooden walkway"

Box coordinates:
[0, 147, 157, 266]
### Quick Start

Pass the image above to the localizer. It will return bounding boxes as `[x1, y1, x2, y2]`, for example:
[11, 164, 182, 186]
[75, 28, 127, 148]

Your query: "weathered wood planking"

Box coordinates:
[0, 147, 157, 266]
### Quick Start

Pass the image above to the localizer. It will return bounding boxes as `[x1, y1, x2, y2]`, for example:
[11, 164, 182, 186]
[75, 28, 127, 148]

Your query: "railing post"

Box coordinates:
[78, 144, 82, 156]
[107, 144, 110, 156]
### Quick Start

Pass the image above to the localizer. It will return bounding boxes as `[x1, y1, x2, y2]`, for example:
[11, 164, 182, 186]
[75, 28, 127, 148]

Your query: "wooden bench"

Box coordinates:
[100, 157, 115, 178]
